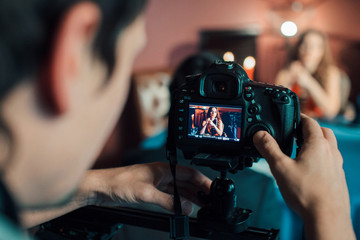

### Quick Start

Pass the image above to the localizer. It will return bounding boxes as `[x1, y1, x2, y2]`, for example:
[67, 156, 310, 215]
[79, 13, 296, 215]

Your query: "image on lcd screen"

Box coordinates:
[187, 103, 242, 142]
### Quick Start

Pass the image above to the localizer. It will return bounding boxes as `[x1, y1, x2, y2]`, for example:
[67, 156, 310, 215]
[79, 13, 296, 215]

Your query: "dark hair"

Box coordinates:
[0, 0, 147, 100]
[289, 29, 334, 87]
[206, 106, 222, 122]
[170, 51, 221, 95]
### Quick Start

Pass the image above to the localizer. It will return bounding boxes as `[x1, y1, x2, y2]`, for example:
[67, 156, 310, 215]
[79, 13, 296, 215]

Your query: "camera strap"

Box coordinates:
[169, 154, 189, 239]
[167, 91, 189, 239]
[169, 155, 181, 216]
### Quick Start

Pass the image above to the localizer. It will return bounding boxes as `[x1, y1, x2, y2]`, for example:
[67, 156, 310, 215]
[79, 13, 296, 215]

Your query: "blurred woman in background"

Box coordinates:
[276, 29, 344, 119]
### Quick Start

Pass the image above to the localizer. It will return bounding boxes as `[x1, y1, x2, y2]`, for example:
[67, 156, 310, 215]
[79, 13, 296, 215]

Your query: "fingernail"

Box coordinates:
[253, 131, 267, 143]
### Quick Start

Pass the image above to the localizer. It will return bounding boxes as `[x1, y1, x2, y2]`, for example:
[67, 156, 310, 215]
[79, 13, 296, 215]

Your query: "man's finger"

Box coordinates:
[300, 114, 324, 140]
[176, 166, 212, 194]
[321, 127, 338, 149]
[141, 186, 174, 212]
[142, 187, 194, 215]
[253, 131, 290, 171]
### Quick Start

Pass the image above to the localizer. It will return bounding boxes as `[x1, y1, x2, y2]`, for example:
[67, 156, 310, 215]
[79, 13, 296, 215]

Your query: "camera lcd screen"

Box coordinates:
[187, 103, 242, 142]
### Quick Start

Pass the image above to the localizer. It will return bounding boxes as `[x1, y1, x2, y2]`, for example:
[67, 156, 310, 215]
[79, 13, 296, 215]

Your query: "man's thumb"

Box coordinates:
[253, 131, 289, 169]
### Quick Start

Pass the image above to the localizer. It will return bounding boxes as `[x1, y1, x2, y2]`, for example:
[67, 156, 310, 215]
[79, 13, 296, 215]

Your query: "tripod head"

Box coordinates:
[197, 169, 252, 233]
[167, 145, 278, 239]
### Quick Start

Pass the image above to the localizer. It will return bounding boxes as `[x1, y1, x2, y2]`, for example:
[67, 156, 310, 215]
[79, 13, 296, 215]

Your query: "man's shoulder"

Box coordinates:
[0, 213, 30, 240]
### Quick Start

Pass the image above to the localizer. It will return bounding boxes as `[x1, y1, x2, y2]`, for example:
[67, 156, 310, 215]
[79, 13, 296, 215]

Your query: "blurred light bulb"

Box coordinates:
[223, 51, 235, 62]
[281, 21, 298, 37]
[243, 56, 256, 69]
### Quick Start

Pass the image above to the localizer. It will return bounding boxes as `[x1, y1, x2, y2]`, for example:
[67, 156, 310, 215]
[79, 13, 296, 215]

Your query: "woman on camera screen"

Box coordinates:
[200, 106, 224, 136]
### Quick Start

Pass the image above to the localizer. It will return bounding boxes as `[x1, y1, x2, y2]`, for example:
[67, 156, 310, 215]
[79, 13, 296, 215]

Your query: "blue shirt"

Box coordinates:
[0, 180, 29, 240]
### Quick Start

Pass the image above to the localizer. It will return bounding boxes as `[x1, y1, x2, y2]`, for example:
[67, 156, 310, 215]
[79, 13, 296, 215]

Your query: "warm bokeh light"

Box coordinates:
[243, 56, 256, 69]
[243, 56, 256, 80]
[223, 51, 235, 62]
[281, 21, 298, 37]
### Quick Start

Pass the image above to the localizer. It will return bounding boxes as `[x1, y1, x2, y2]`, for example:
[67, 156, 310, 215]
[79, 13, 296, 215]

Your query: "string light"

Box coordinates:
[243, 56, 256, 69]
[281, 21, 298, 37]
[223, 51, 235, 62]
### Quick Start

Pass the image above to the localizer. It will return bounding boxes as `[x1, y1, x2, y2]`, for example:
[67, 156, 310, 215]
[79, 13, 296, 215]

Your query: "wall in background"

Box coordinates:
[134, 0, 266, 72]
[133, 0, 360, 101]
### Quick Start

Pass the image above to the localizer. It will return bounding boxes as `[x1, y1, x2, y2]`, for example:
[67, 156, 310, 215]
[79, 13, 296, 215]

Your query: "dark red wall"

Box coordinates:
[133, 0, 360, 101]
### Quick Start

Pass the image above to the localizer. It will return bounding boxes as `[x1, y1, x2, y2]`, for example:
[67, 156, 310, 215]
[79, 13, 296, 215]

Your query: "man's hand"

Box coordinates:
[253, 114, 355, 240]
[21, 163, 211, 227]
[82, 162, 212, 216]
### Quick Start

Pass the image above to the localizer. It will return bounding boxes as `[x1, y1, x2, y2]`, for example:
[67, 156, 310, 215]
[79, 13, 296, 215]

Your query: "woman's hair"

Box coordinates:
[0, 0, 147, 100]
[290, 29, 334, 87]
[206, 107, 222, 122]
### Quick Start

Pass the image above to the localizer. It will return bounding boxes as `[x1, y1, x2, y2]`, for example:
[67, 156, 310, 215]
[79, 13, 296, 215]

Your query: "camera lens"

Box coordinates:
[214, 81, 227, 93]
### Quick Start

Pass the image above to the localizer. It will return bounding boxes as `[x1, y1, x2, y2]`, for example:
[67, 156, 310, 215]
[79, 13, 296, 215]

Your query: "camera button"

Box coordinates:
[281, 96, 289, 103]
[227, 62, 234, 69]
[247, 117, 254, 123]
[265, 88, 273, 95]
[244, 91, 254, 100]
[244, 86, 254, 100]
[248, 104, 260, 114]
[272, 92, 281, 98]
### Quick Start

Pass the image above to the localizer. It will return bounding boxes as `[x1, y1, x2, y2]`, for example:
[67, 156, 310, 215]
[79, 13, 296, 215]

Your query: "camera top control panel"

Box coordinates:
[242, 83, 297, 138]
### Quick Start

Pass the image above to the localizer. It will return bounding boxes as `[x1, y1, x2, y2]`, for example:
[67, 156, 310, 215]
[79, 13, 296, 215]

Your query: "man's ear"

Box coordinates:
[40, 2, 100, 115]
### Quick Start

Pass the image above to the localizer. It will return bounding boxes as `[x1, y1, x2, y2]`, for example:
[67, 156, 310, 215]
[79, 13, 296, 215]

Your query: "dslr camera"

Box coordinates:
[167, 61, 301, 238]
[167, 60, 301, 170]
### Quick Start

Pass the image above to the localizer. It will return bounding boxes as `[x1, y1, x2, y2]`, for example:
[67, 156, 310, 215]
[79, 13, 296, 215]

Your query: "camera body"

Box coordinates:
[167, 61, 301, 170]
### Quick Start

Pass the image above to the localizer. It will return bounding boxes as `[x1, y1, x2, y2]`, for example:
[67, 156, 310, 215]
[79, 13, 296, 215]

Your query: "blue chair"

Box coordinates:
[320, 121, 360, 238]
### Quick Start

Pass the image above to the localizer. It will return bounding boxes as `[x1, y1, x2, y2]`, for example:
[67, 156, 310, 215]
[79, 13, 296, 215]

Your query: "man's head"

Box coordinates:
[0, 0, 147, 209]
